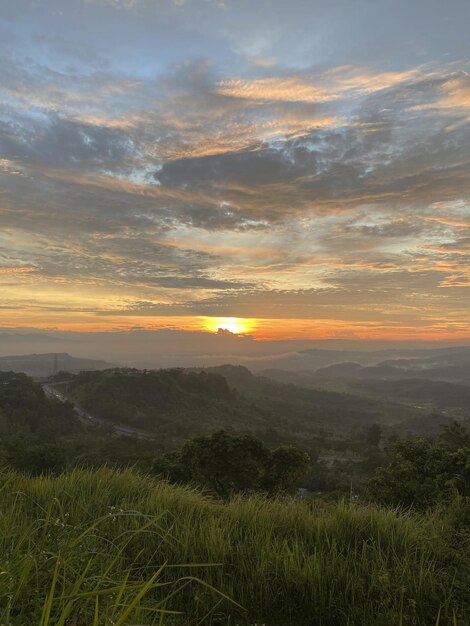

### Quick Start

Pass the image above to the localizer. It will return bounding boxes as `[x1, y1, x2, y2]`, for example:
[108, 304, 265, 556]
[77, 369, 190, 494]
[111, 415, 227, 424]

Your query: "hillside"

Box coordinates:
[192, 364, 429, 427]
[0, 467, 468, 625]
[256, 346, 470, 385]
[68, 368, 271, 436]
[0, 371, 164, 473]
[346, 378, 470, 410]
[0, 371, 81, 440]
[260, 366, 470, 419]
[67, 366, 424, 445]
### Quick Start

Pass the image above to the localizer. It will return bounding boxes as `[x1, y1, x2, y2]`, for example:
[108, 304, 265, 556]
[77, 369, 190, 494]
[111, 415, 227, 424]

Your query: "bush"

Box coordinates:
[368, 437, 470, 510]
[152, 430, 310, 497]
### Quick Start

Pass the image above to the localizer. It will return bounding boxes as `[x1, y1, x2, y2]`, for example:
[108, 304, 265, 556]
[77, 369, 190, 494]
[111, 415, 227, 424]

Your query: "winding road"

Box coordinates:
[42, 382, 154, 440]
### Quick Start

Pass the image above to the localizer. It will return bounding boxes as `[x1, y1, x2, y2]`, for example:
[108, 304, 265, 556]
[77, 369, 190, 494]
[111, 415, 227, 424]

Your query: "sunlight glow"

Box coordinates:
[204, 317, 253, 335]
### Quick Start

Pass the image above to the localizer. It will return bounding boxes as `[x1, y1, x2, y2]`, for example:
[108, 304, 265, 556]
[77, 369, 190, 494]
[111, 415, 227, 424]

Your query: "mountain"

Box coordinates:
[260, 364, 470, 419]
[313, 359, 470, 385]
[0, 353, 114, 377]
[66, 366, 428, 448]
[188, 364, 427, 430]
[346, 378, 470, 408]
[257, 344, 470, 386]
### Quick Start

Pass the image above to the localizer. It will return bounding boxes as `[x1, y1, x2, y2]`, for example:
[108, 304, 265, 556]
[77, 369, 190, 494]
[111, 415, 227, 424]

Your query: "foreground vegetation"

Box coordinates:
[0, 467, 469, 625]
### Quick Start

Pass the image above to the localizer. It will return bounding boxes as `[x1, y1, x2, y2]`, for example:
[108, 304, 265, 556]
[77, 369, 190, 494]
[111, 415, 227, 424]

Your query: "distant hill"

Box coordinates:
[316, 359, 470, 386]
[66, 366, 426, 446]
[301, 344, 470, 362]
[188, 364, 424, 430]
[259, 344, 470, 387]
[347, 378, 470, 408]
[69, 367, 276, 440]
[260, 364, 470, 419]
[0, 353, 114, 377]
[241, 345, 470, 379]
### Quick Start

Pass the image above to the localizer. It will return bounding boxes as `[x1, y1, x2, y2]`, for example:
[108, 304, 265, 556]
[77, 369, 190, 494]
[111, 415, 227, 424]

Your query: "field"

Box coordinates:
[0, 467, 468, 625]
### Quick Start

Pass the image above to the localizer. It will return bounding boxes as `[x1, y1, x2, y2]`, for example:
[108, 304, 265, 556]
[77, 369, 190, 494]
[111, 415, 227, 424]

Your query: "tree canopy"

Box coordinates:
[152, 430, 310, 498]
[368, 424, 470, 510]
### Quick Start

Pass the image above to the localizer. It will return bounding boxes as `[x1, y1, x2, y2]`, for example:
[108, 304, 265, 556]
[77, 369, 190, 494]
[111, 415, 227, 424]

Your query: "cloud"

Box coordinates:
[0, 266, 37, 274]
[0, 113, 136, 170]
[1, 0, 469, 337]
[215, 66, 423, 104]
[216, 76, 337, 104]
[83, 0, 143, 9]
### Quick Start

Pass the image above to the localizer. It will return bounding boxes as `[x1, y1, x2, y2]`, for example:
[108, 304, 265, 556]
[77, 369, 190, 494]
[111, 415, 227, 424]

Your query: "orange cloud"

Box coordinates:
[439, 75, 470, 110]
[216, 66, 424, 104]
[424, 216, 470, 229]
[216, 76, 337, 103]
[66, 114, 144, 129]
[0, 267, 37, 275]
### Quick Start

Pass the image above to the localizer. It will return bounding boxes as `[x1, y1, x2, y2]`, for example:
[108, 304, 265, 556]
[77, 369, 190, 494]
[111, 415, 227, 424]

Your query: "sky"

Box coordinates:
[0, 0, 469, 343]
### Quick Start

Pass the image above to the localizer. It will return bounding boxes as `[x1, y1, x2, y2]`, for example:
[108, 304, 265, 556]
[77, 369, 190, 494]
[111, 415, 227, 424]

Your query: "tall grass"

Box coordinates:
[0, 467, 467, 625]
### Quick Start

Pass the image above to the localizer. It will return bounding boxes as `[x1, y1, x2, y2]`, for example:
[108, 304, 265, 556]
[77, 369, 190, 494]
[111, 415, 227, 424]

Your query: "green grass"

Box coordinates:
[0, 467, 468, 625]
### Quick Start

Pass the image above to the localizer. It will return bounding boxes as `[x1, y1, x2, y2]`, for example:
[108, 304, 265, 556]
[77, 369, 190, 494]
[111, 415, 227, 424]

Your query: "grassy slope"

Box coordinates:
[0, 467, 468, 625]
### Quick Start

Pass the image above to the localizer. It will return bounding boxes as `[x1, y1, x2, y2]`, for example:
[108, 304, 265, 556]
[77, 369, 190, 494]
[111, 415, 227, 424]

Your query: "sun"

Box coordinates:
[204, 317, 251, 335]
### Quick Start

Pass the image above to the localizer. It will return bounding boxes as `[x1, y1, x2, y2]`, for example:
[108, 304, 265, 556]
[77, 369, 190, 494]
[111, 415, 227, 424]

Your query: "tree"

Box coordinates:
[365, 423, 382, 448]
[152, 430, 311, 498]
[368, 436, 470, 510]
[262, 445, 311, 495]
[180, 430, 269, 498]
[152, 450, 192, 484]
[439, 421, 470, 450]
